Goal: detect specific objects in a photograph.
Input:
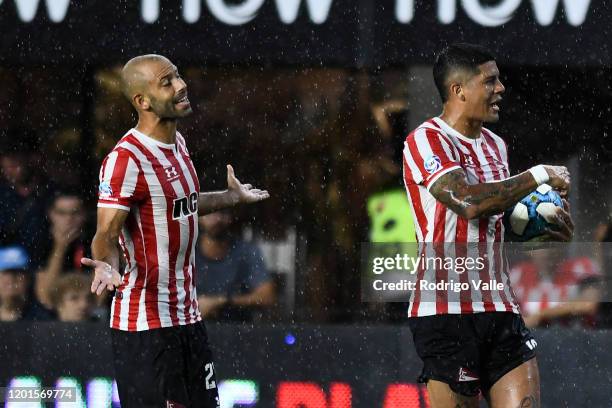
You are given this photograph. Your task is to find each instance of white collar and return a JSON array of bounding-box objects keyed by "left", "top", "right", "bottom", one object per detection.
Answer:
[{"left": 432, "top": 117, "right": 482, "bottom": 144}]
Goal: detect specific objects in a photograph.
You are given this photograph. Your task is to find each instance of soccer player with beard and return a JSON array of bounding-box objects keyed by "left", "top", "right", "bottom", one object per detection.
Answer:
[
  {"left": 402, "top": 44, "right": 573, "bottom": 407},
  {"left": 81, "top": 55, "right": 269, "bottom": 408}
]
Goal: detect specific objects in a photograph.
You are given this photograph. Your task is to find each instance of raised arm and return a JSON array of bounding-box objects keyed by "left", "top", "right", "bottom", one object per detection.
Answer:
[
  {"left": 81, "top": 207, "right": 128, "bottom": 295},
  {"left": 429, "top": 165, "right": 570, "bottom": 220},
  {"left": 198, "top": 164, "right": 269, "bottom": 215}
]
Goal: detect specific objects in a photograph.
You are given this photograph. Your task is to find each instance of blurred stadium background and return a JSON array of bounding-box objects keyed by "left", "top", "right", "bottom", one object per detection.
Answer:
[{"left": 1, "top": 1, "right": 611, "bottom": 407}]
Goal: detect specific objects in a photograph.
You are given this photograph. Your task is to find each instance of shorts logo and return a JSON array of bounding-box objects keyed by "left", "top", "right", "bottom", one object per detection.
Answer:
[
  {"left": 166, "top": 401, "right": 186, "bottom": 408},
  {"left": 458, "top": 367, "right": 479, "bottom": 382},
  {"left": 99, "top": 181, "right": 113, "bottom": 197},
  {"left": 526, "top": 339, "right": 538, "bottom": 350},
  {"left": 424, "top": 154, "right": 442, "bottom": 174}
]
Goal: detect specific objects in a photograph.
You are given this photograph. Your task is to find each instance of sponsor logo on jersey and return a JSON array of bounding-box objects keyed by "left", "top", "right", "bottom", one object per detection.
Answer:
[{"left": 172, "top": 192, "right": 198, "bottom": 220}]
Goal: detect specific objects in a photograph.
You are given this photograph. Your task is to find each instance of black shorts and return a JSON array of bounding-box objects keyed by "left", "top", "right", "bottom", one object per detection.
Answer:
[
  {"left": 111, "top": 321, "right": 220, "bottom": 408},
  {"left": 408, "top": 312, "right": 537, "bottom": 397}
]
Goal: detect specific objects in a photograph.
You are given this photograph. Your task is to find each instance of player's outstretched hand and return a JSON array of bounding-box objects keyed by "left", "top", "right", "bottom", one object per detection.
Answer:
[
  {"left": 545, "top": 199, "right": 574, "bottom": 242},
  {"left": 81, "top": 257, "right": 122, "bottom": 295},
  {"left": 543, "top": 165, "right": 570, "bottom": 197},
  {"left": 226, "top": 164, "right": 270, "bottom": 204}
]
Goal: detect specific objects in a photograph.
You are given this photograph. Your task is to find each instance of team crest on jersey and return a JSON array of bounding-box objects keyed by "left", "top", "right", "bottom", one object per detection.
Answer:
[
  {"left": 99, "top": 181, "right": 113, "bottom": 197},
  {"left": 424, "top": 154, "right": 442, "bottom": 174}
]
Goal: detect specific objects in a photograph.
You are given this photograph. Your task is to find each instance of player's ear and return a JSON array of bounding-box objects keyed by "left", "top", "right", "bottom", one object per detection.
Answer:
[
  {"left": 133, "top": 94, "right": 150, "bottom": 110},
  {"left": 450, "top": 82, "right": 464, "bottom": 102}
]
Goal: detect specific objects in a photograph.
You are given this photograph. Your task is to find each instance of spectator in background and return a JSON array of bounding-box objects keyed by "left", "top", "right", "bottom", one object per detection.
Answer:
[
  {"left": 0, "top": 149, "right": 51, "bottom": 250},
  {"left": 196, "top": 210, "right": 275, "bottom": 321},
  {"left": 35, "top": 191, "right": 89, "bottom": 309},
  {"left": 49, "top": 273, "right": 95, "bottom": 322},
  {"left": 510, "top": 247, "right": 602, "bottom": 328},
  {"left": 594, "top": 219, "right": 612, "bottom": 326},
  {"left": 0, "top": 246, "right": 54, "bottom": 322}
]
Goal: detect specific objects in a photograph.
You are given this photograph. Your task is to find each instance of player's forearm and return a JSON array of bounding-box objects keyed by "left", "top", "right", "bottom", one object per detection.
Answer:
[
  {"left": 197, "top": 191, "right": 238, "bottom": 215},
  {"left": 431, "top": 171, "right": 537, "bottom": 219},
  {"left": 91, "top": 231, "right": 121, "bottom": 272}
]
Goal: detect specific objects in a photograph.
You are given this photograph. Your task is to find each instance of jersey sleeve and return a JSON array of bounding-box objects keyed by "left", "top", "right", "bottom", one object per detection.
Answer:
[
  {"left": 403, "top": 127, "right": 461, "bottom": 190},
  {"left": 97, "top": 148, "right": 144, "bottom": 211}
]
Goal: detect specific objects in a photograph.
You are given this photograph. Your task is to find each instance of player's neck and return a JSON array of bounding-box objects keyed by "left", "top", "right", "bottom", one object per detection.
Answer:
[
  {"left": 135, "top": 117, "right": 177, "bottom": 145},
  {"left": 439, "top": 110, "right": 482, "bottom": 139}
]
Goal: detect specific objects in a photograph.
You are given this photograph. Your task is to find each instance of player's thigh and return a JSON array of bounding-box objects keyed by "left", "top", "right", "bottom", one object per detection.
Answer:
[
  {"left": 186, "top": 321, "right": 220, "bottom": 408},
  {"left": 486, "top": 358, "right": 540, "bottom": 408},
  {"left": 427, "top": 380, "right": 480, "bottom": 408},
  {"left": 152, "top": 326, "right": 192, "bottom": 407},
  {"left": 111, "top": 329, "right": 160, "bottom": 408}
]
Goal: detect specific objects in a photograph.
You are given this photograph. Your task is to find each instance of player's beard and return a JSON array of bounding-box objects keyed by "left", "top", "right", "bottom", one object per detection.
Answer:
[{"left": 149, "top": 96, "right": 192, "bottom": 120}]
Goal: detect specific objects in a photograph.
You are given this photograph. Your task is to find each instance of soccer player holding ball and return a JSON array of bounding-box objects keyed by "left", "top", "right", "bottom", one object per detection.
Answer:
[
  {"left": 81, "top": 55, "right": 269, "bottom": 408},
  {"left": 402, "top": 44, "right": 573, "bottom": 407}
]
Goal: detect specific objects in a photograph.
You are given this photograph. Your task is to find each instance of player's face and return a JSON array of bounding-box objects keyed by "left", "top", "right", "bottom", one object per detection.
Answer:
[
  {"left": 462, "top": 61, "right": 505, "bottom": 123},
  {"left": 146, "top": 60, "right": 192, "bottom": 119}
]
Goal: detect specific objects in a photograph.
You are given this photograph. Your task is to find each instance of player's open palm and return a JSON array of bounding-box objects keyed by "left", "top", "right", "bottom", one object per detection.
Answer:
[
  {"left": 226, "top": 164, "right": 270, "bottom": 204},
  {"left": 81, "top": 257, "right": 122, "bottom": 295}
]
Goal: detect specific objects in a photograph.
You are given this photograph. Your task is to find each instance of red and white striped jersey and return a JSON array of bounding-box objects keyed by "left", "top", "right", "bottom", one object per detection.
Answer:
[
  {"left": 98, "top": 128, "right": 201, "bottom": 331},
  {"left": 402, "top": 117, "right": 519, "bottom": 316},
  {"left": 510, "top": 257, "right": 601, "bottom": 323}
]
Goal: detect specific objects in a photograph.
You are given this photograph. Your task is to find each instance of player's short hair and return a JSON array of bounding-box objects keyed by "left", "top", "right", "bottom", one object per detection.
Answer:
[{"left": 433, "top": 43, "right": 495, "bottom": 103}]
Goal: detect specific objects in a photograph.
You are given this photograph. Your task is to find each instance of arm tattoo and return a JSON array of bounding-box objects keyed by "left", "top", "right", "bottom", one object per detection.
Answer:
[
  {"left": 518, "top": 395, "right": 538, "bottom": 408},
  {"left": 429, "top": 169, "right": 538, "bottom": 219}
]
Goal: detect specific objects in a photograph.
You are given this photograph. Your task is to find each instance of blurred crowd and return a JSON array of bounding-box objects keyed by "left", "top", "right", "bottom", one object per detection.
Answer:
[{"left": 0, "top": 66, "right": 611, "bottom": 327}]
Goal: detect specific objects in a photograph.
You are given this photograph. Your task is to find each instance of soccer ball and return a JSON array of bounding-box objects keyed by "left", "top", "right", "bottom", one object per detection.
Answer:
[{"left": 504, "top": 184, "right": 563, "bottom": 241}]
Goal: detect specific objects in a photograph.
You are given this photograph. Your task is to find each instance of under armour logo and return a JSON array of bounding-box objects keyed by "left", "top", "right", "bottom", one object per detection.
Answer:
[
  {"left": 464, "top": 156, "right": 475, "bottom": 166},
  {"left": 164, "top": 166, "right": 179, "bottom": 179}
]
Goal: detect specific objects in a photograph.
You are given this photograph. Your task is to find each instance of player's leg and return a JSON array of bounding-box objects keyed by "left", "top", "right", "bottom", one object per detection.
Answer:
[
  {"left": 409, "top": 315, "right": 483, "bottom": 408},
  {"left": 110, "top": 328, "right": 162, "bottom": 408},
  {"left": 485, "top": 358, "right": 540, "bottom": 408},
  {"left": 151, "top": 326, "right": 192, "bottom": 407},
  {"left": 427, "top": 380, "right": 479, "bottom": 408},
  {"left": 482, "top": 313, "right": 539, "bottom": 408},
  {"left": 185, "top": 321, "right": 220, "bottom": 408}
]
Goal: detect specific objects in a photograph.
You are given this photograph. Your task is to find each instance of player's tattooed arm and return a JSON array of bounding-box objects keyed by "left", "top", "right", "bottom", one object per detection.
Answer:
[{"left": 429, "top": 169, "right": 539, "bottom": 219}]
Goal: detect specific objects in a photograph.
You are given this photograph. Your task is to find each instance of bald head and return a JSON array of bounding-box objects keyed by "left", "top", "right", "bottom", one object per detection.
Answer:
[{"left": 120, "top": 54, "right": 171, "bottom": 105}]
